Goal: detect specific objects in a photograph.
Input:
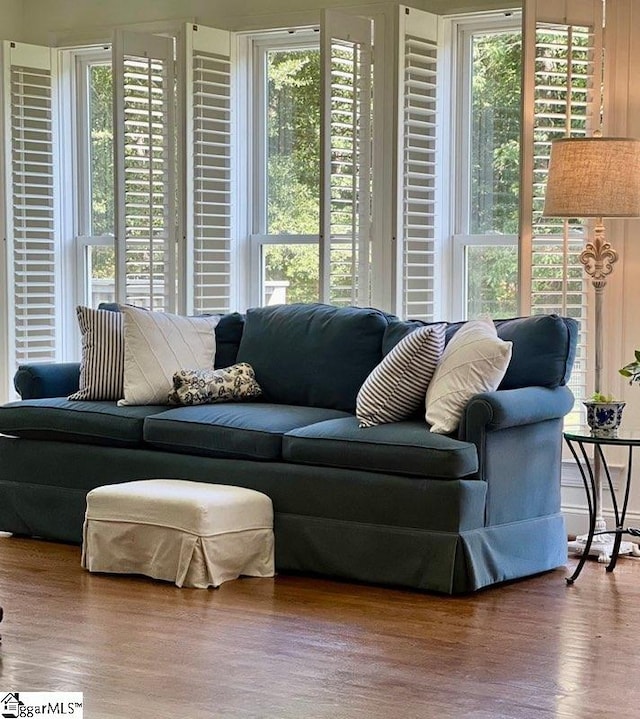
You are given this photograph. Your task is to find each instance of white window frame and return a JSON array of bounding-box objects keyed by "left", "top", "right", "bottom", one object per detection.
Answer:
[
  {"left": 243, "top": 29, "right": 321, "bottom": 309},
  {"left": 447, "top": 10, "right": 521, "bottom": 321}
]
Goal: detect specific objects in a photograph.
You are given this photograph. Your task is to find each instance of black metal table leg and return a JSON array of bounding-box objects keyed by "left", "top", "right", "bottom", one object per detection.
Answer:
[
  {"left": 607, "top": 444, "right": 634, "bottom": 572},
  {"left": 566, "top": 437, "right": 597, "bottom": 584}
]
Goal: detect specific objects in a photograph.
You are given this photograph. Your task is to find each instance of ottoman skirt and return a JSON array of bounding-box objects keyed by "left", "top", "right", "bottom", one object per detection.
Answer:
[{"left": 81, "top": 479, "right": 275, "bottom": 588}]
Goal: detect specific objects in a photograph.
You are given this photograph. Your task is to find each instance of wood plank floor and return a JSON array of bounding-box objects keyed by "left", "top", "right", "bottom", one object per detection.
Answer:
[{"left": 1, "top": 535, "right": 640, "bottom": 719}]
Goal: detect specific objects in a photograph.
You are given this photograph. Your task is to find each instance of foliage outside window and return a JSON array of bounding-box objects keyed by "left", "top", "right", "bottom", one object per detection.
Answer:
[
  {"left": 263, "top": 48, "right": 321, "bottom": 304},
  {"left": 470, "top": 32, "right": 521, "bottom": 236},
  {"left": 89, "top": 65, "right": 114, "bottom": 238},
  {"left": 463, "top": 29, "right": 522, "bottom": 320},
  {"left": 85, "top": 63, "right": 116, "bottom": 306}
]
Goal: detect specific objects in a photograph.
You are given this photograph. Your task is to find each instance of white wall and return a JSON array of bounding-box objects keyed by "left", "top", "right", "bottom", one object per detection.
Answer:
[
  {"left": 21, "top": 0, "right": 381, "bottom": 42},
  {"left": 20, "top": 0, "right": 517, "bottom": 43},
  {"left": 605, "top": 0, "right": 640, "bottom": 421},
  {"left": 0, "top": 0, "right": 24, "bottom": 41},
  {"left": 595, "top": 0, "right": 640, "bottom": 537}
]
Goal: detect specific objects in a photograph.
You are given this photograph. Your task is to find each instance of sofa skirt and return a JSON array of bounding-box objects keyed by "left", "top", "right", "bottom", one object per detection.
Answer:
[{"left": 0, "top": 438, "right": 567, "bottom": 594}]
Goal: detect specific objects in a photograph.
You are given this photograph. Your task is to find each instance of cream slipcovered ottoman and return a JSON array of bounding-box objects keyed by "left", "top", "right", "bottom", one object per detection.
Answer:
[{"left": 81, "top": 479, "right": 275, "bottom": 588}]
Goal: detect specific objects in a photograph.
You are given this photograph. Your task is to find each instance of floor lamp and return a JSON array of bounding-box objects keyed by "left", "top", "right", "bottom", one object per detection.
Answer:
[{"left": 544, "top": 136, "right": 640, "bottom": 561}]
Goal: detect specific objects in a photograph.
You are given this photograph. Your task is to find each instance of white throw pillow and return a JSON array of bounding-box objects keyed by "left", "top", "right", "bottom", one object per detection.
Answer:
[
  {"left": 356, "top": 324, "right": 446, "bottom": 427},
  {"left": 68, "top": 306, "right": 124, "bottom": 401},
  {"left": 118, "top": 305, "right": 219, "bottom": 406},
  {"left": 425, "top": 320, "right": 512, "bottom": 434}
]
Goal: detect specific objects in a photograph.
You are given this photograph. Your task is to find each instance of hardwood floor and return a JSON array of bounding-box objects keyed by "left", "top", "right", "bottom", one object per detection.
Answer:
[{"left": 1, "top": 535, "right": 639, "bottom": 719}]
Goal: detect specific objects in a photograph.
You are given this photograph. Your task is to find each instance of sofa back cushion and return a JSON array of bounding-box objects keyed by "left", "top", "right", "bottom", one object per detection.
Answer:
[
  {"left": 236, "top": 303, "right": 389, "bottom": 411},
  {"left": 383, "top": 314, "right": 578, "bottom": 390},
  {"left": 493, "top": 314, "right": 577, "bottom": 389},
  {"left": 213, "top": 312, "right": 245, "bottom": 368}
]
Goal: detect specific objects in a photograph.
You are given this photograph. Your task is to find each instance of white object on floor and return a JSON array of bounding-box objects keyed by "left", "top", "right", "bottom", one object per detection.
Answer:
[{"left": 81, "top": 479, "right": 275, "bottom": 588}]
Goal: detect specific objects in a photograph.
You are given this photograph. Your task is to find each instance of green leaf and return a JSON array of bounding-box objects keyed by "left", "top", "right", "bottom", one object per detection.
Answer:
[{"left": 589, "top": 392, "right": 616, "bottom": 402}]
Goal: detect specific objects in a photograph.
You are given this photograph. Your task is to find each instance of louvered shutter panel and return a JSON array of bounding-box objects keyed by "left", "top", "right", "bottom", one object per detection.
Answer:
[
  {"left": 113, "top": 31, "right": 176, "bottom": 311},
  {"left": 184, "top": 24, "right": 233, "bottom": 315},
  {"left": 397, "top": 7, "right": 439, "bottom": 321},
  {"left": 521, "top": 0, "right": 603, "bottom": 401},
  {"left": 320, "top": 10, "right": 373, "bottom": 306},
  {"left": 3, "top": 41, "right": 59, "bottom": 385}
]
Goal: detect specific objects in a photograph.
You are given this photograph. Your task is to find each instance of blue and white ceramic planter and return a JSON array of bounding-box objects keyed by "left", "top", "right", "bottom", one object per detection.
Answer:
[{"left": 583, "top": 400, "right": 626, "bottom": 437}]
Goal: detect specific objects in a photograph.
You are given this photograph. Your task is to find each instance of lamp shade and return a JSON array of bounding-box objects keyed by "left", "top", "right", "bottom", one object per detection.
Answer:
[{"left": 543, "top": 137, "right": 640, "bottom": 218}]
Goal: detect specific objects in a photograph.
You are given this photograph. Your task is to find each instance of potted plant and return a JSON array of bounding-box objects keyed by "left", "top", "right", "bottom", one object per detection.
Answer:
[
  {"left": 583, "top": 392, "right": 626, "bottom": 436},
  {"left": 619, "top": 351, "right": 640, "bottom": 385}
]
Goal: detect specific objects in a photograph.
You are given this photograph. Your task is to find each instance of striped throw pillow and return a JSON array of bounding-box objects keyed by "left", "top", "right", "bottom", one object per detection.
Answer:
[
  {"left": 356, "top": 323, "right": 446, "bottom": 427},
  {"left": 68, "top": 306, "right": 124, "bottom": 401}
]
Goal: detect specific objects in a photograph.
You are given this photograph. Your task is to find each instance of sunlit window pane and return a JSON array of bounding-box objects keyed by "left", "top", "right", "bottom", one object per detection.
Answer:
[
  {"left": 266, "top": 49, "right": 320, "bottom": 235},
  {"left": 466, "top": 245, "right": 518, "bottom": 319},
  {"left": 262, "top": 244, "right": 319, "bottom": 305},
  {"left": 88, "top": 245, "right": 116, "bottom": 307},
  {"left": 470, "top": 32, "right": 521, "bottom": 235},
  {"left": 89, "top": 64, "right": 114, "bottom": 236}
]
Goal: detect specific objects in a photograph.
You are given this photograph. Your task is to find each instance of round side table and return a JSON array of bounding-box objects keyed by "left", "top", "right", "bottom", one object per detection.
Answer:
[{"left": 564, "top": 426, "right": 640, "bottom": 583}]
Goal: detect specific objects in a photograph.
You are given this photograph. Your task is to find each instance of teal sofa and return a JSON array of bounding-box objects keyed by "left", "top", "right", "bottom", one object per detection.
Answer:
[{"left": 0, "top": 303, "right": 577, "bottom": 594}]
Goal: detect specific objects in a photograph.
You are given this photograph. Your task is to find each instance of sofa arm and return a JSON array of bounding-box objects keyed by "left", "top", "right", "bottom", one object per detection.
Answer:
[
  {"left": 461, "top": 386, "right": 575, "bottom": 439},
  {"left": 14, "top": 363, "right": 81, "bottom": 399},
  {"left": 459, "top": 386, "right": 575, "bottom": 527}
]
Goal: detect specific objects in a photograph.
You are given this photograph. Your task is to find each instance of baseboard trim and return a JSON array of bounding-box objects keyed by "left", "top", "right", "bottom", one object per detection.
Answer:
[
  {"left": 562, "top": 504, "right": 640, "bottom": 540},
  {"left": 561, "top": 458, "right": 624, "bottom": 490}
]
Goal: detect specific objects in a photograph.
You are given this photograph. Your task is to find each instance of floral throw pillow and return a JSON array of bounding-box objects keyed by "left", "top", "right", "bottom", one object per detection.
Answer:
[{"left": 168, "top": 363, "right": 262, "bottom": 406}]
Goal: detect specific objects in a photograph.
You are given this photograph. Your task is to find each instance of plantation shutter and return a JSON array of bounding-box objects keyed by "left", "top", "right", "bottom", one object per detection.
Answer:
[
  {"left": 113, "top": 31, "right": 176, "bottom": 311},
  {"left": 397, "top": 7, "right": 439, "bottom": 321},
  {"left": 183, "top": 24, "right": 233, "bottom": 315},
  {"left": 2, "top": 41, "right": 59, "bottom": 388},
  {"left": 520, "top": 0, "right": 604, "bottom": 401},
  {"left": 320, "top": 9, "right": 373, "bottom": 306}
]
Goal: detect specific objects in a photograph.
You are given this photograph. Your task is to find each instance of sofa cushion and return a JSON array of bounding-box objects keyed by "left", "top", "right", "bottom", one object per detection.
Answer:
[
  {"left": 97, "top": 304, "right": 245, "bottom": 371},
  {"left": 494, "top": 314, "right": 577, "bottom": 389},
  {"left": 69, "top": 305, "right": 124, "bottom": 401},
  {"left": 119, "top": 305, "right": 219, "bottom": 406},
  {"left": 236, "top": 303, "right": 389, "bottom": 412},
  {"left": 283, "top": 417, "right": 478, "bottom": 479},
  {"left": 384, "top": 314, "right": 578, "bottom": 390},
  {"left": 214, "top": 312, "right": 245, "bottom": 368},
  {"left": 356, "top": 323, "right": 446, "bottom": 427},
  {"left": 382, "top": 319, "right": 426, "bottom": 356},
  {"left": 168, "top": 363, "right": 262, "bottom": 406},
  {"left": 144, "top": 403, "right": 351, "bottom": 460},
  {"left": 0, "top": 399, "right": 166, "bottom": 446},
  {"left": 426, "top": 320, "right": 512, "bottom": 434}
]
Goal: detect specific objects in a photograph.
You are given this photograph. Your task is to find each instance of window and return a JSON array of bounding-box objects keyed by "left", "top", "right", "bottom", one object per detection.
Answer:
[
  {"left": 520, "top": 0, "right": 604, "bottom": 414},
  {"left": 73, "top": 49, "right": 115, "bottom": 309},
  {"left": 249, "top": 34, "right": 321, "bottom": 307},
  {"left": 0, "top": 13, "right": 550, "bottom": 392},
  {"left": 451, "top": 15, "right": 521, "bottom": 320},
  {"left": 68, "top": 25, "right": 233, "bottom": 320}
]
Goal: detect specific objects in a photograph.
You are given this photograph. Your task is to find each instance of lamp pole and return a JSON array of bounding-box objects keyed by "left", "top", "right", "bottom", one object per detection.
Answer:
[
  {"left": 574, "top": 220, "right": 638, "bottom": 560},
  {"left": 581, "top": 219, "right": 616, "bottom": 544}
]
